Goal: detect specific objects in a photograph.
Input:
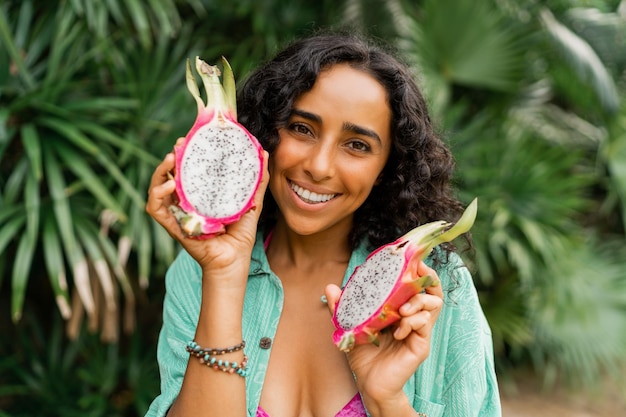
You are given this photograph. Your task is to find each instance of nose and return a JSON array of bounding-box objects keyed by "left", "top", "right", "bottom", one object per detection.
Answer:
[{"left": 303, "top": 141, "right": 335, "bottom": 182}]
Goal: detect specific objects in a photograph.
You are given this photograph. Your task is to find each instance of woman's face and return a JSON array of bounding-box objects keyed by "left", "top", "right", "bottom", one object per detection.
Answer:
[{"left": 269, "top": 63, "right": 392, "bottom": 237}]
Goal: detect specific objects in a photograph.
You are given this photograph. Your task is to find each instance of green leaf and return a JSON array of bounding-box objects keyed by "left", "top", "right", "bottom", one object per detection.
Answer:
[
  {"left": 125, "top": 0, "right": 151, "bottom": 49},
  {"left": 540, "top": 8, "right": 620, "bottom": 113},
  {"left": 23, "top": 163, "right": 40, "bottom": 242},
  {"left": 13, "top": 0, "right": 34, "bottom": 50},
  {"left": 105, "top": 0, "right": 125, "bottom": 25},
  {"left": 42, "top": 214, "right": 71, "bottom": 319},
  {"left": 11, "top": 171, "right": 39, "bottom": 322},
  {"left": 0, "top": 215, "right": 27, "bottom": 263},
  {"left": 39, "top": 116, "right": 147, "bottom": 208},
  {"left": 38, "top": 116, "right": 100, "bottom": 154},
  {"left": 44, "top": 144, "right": 95, "bottom": 315},
  {"left": 146, "top": 0, "right": 179, "bottom": 37},
  {"left": 414, "top": 0, "right": 526, "bottom": 92},
  {"left": 20, "top": 124, "right": 43, "bottom": 181},
  {"left": 2, "top": 159, "right": 28, "bottom": 206},
  {"left": 73, "top": 120, "right": 160, "bottom": 165},
  {"left": 44, "top": 5, "right": 87, "bottom": 87},
  {"left": 62, "top": 97, "right": 137, "bottom": 112},
  {"left": 11, "top": 232, "right": 36, "bottom": 323},
  {"left": 54, "top": 143, "right": 127, "bottom": 222},
  {"left": 605, "top": 112, "right": 626, "bottom": 227},
  {"left": 0, "top": 3, "right": 35, "bottom": 88},
  {"left": 0, "top": 204, "right": 23, "bottom": 225},
  {"left": 0, "top": 108, "right": 11, "bottom": 154}
]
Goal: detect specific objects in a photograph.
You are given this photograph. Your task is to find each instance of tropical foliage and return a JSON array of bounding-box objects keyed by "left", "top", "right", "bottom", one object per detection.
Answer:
[{"left": 1, "top": 0, "right": 625, "bottom": 414}]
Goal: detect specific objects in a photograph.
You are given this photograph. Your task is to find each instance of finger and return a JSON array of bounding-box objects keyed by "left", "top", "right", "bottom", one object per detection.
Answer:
[
  {"left": 252, "top": 151, "right": 271, "bottom": 213},
  {"left": 146, "top": 178, "right": 177, "bottom": 222},
  {"left": 324, "top": 284, "right": 342, "bottom": 316},
  {"left": 148, "top": 152, "right": 176, "bottom": 190},
  {"left": 416, "top": 262, "right": 444, "bottom": 300},
  {"left": 399, "top": 293, "right": 443, "bottom": 316},
  {"left": 146, "top": 152, "right": 177, "bottom": 220},
  {"left": 393, "top": 310, "right": 432, "bottom": 340}
]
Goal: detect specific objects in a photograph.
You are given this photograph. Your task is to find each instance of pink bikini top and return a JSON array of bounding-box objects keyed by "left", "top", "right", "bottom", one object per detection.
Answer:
[{"left": 256, "top": 393, "right": 367, "bottom": 417}]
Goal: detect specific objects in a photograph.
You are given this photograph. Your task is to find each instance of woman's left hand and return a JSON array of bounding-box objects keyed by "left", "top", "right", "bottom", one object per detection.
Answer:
[{"left": 324, "top": 261, "right": 444, "bottom": 414}]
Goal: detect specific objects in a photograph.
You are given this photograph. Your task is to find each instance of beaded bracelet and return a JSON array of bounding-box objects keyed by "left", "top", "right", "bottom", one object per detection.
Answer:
[
  {"left": 186, "top": 340, "right": 246, "bottom": 355},
  {"left": 186, "top": 340, "right": 249, "bottom": 377}
]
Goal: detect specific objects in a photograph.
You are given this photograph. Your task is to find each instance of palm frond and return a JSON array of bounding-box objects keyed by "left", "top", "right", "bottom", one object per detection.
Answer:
[
  {"left": 414, "top": 0, "right": 527, "bottom": 92},
  {"left": 603, "top": 105, "right": 626, "bottom": 230},
  {"left": 540, "top": 8, "right": 620, "bottom": 112},
  {"left": 563, "top": 7, "right": 626, "bottom": 76},
  {"left": 528, "top": 240, "right": 626, "bottom": 387}
]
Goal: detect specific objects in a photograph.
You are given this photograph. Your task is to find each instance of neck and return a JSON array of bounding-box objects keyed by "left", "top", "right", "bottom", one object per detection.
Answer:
[{"left": 265, "top": 218, "right": 352, "bottom": 275}]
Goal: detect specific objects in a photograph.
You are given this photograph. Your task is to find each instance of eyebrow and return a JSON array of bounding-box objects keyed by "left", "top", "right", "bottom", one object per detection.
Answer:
[{"left": 291, "top": 108, "right": 382, "bottom": 144}]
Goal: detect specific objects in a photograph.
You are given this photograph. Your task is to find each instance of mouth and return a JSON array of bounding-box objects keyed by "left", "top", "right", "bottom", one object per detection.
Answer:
[{"left": 289, "top": 181, "right": 338, "bottom": 204}]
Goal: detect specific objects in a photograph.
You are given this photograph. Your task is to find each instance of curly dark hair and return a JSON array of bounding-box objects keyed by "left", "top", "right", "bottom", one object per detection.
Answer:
[{"left": 237, "top": 31, "right": 468, "bottom": 253}]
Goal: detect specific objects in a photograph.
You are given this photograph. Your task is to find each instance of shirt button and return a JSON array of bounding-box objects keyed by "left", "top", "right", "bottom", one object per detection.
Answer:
[{"left": 259, "top": 337, "right": 272, "bottom": 349}]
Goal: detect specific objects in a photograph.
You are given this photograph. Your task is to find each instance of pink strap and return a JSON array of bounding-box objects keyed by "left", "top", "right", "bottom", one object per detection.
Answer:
[
  {"left": 256, "top": 393, "right": 366, "bottom": 417},
  {"left": 263, "top": 230, "right": 273, "bottom": 251},
  {"left": 256, "top": 407, "right": 270, "bottom": 417}
]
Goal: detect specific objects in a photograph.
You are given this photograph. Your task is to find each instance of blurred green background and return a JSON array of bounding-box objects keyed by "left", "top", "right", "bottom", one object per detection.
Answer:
[{"left": 1, "top": 0, "right": 625, "bottom": 415}]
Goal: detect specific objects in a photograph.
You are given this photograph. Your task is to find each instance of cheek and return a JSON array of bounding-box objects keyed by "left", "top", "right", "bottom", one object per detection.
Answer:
[
  {"left": 267, "top": 136, "right": 290, "bottom": 174},
  {"left": 344, "top": 158, "right": 387, "bottom": 189},
  {"left": 270, "top": 134, "right": 294, "bottom": 165},
  {"left": 345, "top": 170, "right": 383, "bottom": 201}
]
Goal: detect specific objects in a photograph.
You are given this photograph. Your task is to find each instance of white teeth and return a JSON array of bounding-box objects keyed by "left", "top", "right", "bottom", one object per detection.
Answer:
[{"left": 290, "top": 182, "right": 336, "bottom": 203}]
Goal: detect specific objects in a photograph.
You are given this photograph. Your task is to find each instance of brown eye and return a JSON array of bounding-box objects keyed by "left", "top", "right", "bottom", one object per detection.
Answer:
[
  {"left": 290, "top": 123, "right": 312, "bottom": 136},
  {"left": 347, "top": 140, "right": 371, "bottom": 153}
]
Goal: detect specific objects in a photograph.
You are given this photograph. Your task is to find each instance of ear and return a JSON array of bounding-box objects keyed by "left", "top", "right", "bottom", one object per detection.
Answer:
[{"left": 374, "top": 172, "right": 384, "bottom": 186}]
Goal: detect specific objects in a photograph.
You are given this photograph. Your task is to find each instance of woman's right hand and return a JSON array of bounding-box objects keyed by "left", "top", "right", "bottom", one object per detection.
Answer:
[{"left": 146, "top": 140, "right": 270, "bottom": 279}]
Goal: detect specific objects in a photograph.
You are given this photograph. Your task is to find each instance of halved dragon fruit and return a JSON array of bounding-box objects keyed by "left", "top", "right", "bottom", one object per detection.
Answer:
[
  {"left": 168, "top": 56, "right": 264, "bottom": 239},
  {"left": 332, "top": 198, "right": 477, "bottom": 352}
]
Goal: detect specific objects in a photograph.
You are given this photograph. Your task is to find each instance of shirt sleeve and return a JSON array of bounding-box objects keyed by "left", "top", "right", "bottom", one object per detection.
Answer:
[
  {"left": 439, "top": 256, "right": 501, "bottom": 417},
  {"left": 145, "top": 251, "right": 203, "bottom": 417},
  {"left": 413, "top": 253, "right": 502, "bottom": 417}
]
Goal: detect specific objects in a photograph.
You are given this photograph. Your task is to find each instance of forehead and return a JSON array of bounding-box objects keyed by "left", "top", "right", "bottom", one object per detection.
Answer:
[
  {"left": 312, "top": 64, "right": 388, "bottom": 105},
  {"left": 294, "top": 64, "right": 392, "bottom": 137}
]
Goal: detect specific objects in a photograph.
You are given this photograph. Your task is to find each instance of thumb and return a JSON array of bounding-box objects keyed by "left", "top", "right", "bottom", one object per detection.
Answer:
[
  {"left": 324, "top": 284, "right": 342, "bottom": 316},
  {"left": 417, "top": 261, "right": 444, "bottom": 299},
  {"left": 254, "top": 151, "right": 271, "bottom": 210}
]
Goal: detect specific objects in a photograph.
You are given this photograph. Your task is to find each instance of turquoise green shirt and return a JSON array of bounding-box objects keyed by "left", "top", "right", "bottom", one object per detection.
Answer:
[{"left": 146, "top": 232, "right": 501, "bottom": 417}]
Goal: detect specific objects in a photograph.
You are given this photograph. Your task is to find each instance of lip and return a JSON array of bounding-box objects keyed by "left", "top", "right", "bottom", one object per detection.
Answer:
[{"left": 288, "top": 180, "right": 339, "bottom": 206}]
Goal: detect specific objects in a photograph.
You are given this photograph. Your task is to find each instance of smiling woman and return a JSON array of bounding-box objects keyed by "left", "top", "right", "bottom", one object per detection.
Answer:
[
  {"left": 269, "top": 64, "right": 391, "bottom": 237},
  {"left": 145, "top": 31, "right": 501, "bottom": 417}
]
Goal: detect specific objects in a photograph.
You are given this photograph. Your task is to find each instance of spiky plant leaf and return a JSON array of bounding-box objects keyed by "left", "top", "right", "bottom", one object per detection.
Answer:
[
  {"left": 414, "top": 0, "right": 526, "bottom": 92},
  {"left": 54, "top": 142, "right": 126, "bottom": 221},
  {"left": 562, "top": 7, "right": 626, "bottom": 77},
  {"left": 43, "top": 143, "right": 95, "bottom": 319},
  {"left": 528, "top": 241, "right": 626, "bottom": 387},
  {"left": 10, "top": 168, "right": 39, "bottom": 321},
  {"left": 42, "top": 214, "right": 71, "bottom": 319},
  {"left": 603, "top": 106, "right": 626, "bottom": 230},
  {"left": 540, "top": 7, "right": 620, "bottom": 112},
  {"left": 20, "top": 124, "right": 42, "bottom": 180},
  {"left": 0, "top": 4, "right": 35, "bottom": 88}
]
